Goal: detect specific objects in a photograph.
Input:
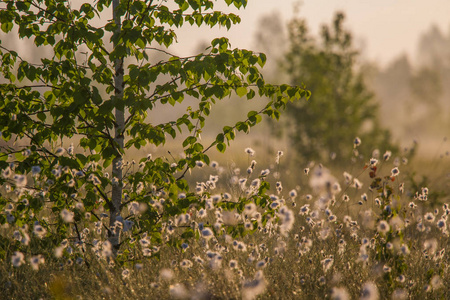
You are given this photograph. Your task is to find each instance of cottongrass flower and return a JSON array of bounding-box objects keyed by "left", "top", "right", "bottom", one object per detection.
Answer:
[
  {"left": 160, "top": 268, "right": 174, "bottom": 281},
  {"left": 400, "top": 244, "right": 410, "bottom": 255},
  {"left": 331, "top": 287, "right": 350, "bottom": 300},
  {"left": 321, "top": 257, "right": 334, "bottom": 273},
  {"left": 169, "top": 283, "right": 189, "bottom": 299},
  {"left": 33, "top": 224, "right": 47, "bottom": 239},
  {"left": 102, "top": 240, "right": 113, "bottom": 257},
  {"left": 352, "top": 178, "right": 363, "bottom": 189},
  {"left": 245, "top": 147, "right": 255, "bottom": 156},
  {"left": 242, "top": 270, "right": 266, "bottom": 300},
  {"left": 377, "top": 220, "right": 390, "bottom": 234},
  {"left": 279, "top": 206, "right": 295, "bottom": 236},
  {"left": 29, "top": 255, "right": 45, "bottom": 271},
  {"left": 31, "top": 166, "right": 41, "bottom": 176},
  {"left": 2, "top": 167, "right": 12, "bottom": 178},
  {"left": 55, "top": 147, "right": 65, "bottom": 156},
  {"left": 121, "top": 269, "right": 130, "bottom": 279},
  {"left": 391, "top": 289, "right": 408, "bottom": 300},
  {"left": 201, "top": 228, "right": 214, "bottom": 240},
  {"left": 275, "top": 150, "right": 283, "bottom": 164},
  {"left": 309, "top": 166, "right": 337, "bottom": 193},
  {"left": 360, "top": 282, "right": 379, "bottom": 300},
  {"left": 60, "top": 209, "right": 74, "bottom": 223},
  {"left": 14, "top": 174, "right": 27, "bottom": 187},
  {"left": 229, "top": 260, "right": 238, "bottom": 269},
  {"left": 430, "top": 275, "right": 442, "bottom": 289},
  {"left": 180, "top": 259, "right": 193, "bottom": 269},
  {"left": 11, "top": 251, "right": 25, "bottom": 267},
  {"left": 260, "top": 169, "right": 270, "bottom": 177},
  {"left": 343, "top": 172, "right": 352, "bottom": 184},
  {"left": 383, "top": 150, "right": 392, "bottom": 161},
  {"left": 289, "top": 189, "right": 297, "bottom": 198},
  {"left": 255, "top": 260, "right": 267, "bottom": 269},
  {"left": 424, "top": 212, "right": 435, "bottom": 222},
  {"left": 391, "top": 167, "right": 400, "bottom": 177}
]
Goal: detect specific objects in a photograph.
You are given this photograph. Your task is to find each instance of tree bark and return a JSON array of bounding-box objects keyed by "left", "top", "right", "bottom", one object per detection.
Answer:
[{"left": 109, "top": 0, "right": 124, "bottom": 254}]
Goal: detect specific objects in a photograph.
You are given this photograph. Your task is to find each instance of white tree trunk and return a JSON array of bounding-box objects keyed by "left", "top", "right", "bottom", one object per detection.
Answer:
[{"left": 109, "top": 0, "right": 124, "bottom": 254}]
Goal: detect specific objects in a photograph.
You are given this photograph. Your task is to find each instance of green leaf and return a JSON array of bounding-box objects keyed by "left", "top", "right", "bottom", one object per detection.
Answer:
[{"left": 236, "top": 86, "right": 247, "bottom": 97}]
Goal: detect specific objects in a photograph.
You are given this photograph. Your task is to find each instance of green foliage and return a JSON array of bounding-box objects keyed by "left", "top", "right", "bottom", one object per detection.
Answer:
[
  {"left": 0, "top": 0, "right": 306, "bottom": 259},
  {"left": 283, "top": 12, "right": 395, "bottom": 164}
]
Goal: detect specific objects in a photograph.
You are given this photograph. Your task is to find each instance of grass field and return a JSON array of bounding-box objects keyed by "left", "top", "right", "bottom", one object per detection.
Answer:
[{"left": 1, "top": 138, "right": 449, "bottom": 300}]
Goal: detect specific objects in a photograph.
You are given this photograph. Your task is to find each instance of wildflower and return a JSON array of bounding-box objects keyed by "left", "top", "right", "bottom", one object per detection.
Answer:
[
  {"left": 197, "top": 208, "right": 207, "bottom": 218},
  {"left": 400, "top": 244, "right": 410, "bottom": 255},
  {"left": 55, "top": 147, "right": 65, "bottom": 156},
  {"left": 321, "top": 257, "right": 334, "bottom": 272},
  {"left": 436, "top": 218, "right": 447, "bottom": 231},
  {"left": 374, "top": 198, "right": 381, "bottom": 206},
  {"left": 60, "top": 209, "right": 74, "bottom": 223},
  {"left": 33, "top": 224, "right": 47, "bottom": 239},
  {"left": 250, "top": 178, "right": 261, "bottom": 189},
  {"left": 195, "top": 160, "right": 205, "bottom": 167},
  {"left": 245, "top": 148, "right": 255, "bottom": 156},
  {"left": 229, "top": 260, "right": 238, "bottom": 269},
  {"left": 11, "top": 252, "right": 25, "bottom": 267},
  {"left": 377, "top": 220, "right": 390, "bottom": 235},
  {"left": 14, "top": 174, "right": 27, "bottom": 187},
  {"left": 354, "top": 137, "right": 361, "bottom": 148},
  {"left": 31, "top": 166, "right": 41, "bottom": 175},
  {"left": 260, "top": 169, "right": 270, "bottom": 177},
  {"left": 391, "top": 289, "right": 407, "bottom": 300},
  {"left": 343, "top": 172, "right": 353, "bottom": 184},
  {"left": 369, "top": 158, "right": 378, "bottom": 167},
  {"left": 242, "top": 271, "right": 266, "bottom": 300},
  {"left": 122, "top": 269, "right": 130, "bottom": 279},
  {"left": 391, "top": 167, "right": 400, "bottom": 177},
  {"left": 424, "top": 212, "right": 435, "bottom": 223},
  {"left": 352, "top": 178, "right": 363, "bottom": 189},
  {"left": 304, "top": 168, "right": 310, "bottom": 175},
  {"left": 139, "top": 237, "right": 150, "bottom": 247},
  {"left": 256, "top": 260, "right": 266, "bottom": 269},
  {"left": 170, "top": 283, "right": 189, "bottom": 299},
  {"left": 318, "top": 276, "right": 326, "bottom": 285},
  {"left": 275, "top": 150, "right": 283, "bottom": 164},
  {"left": 29, "top": 255, "right": 45, "bottom": 271},
  {"left": 289, "top": 189, "right": 297, "bottom": 198},
  {"left": 360, "top": 282, "right": 379, "bottom": 300},
  {"left": 68, "top": 143, "right": 74, "bottom": 155},
  {"left": 383, "top": 151, "right": 392, "bottom": 161},
  {"left": 309, "top": 166, "right": 337, "bottom": 193},
  {"left": 180, "top": 259, "right": 193, "bottom": 269},
  {"left": 279, "top": 206, "right": 295, "bottom": 236},
  {"left": 430, "top": 275, "right": 442, "bottom": 289},
  {"left": 201, "top": 228, "right": 214, "bottom": 240},
  {"left": 331, "top": 287, "right": 350, "bottom": 300}
]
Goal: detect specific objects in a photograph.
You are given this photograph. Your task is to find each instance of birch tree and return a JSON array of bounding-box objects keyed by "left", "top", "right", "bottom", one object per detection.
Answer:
[{"left": 0, "top": 0, "right": 308, "bottom": 259}]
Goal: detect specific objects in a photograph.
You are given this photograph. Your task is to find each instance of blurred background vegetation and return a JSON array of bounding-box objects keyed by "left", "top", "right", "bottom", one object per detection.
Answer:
[{"left": 1, "top": 6, "right": 449, "bottom": 173}]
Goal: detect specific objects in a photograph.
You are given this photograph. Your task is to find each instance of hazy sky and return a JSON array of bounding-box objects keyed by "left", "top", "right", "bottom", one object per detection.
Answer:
[{"left": 171, "top": 0, "right": 450, "bottom": 66}]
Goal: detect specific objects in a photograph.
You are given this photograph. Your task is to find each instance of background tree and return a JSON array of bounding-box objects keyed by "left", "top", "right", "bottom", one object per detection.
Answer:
[
  {"left": 282, "top": 12, "right": 394, "bottom": 164},
  {"left": 0, "top": 0, "right": 307, "bottom": 259}
]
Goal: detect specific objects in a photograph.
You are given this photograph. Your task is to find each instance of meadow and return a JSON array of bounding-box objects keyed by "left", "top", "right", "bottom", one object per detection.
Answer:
[{"left": 1, "top": 137, "right": 449, "bottom": 300}]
